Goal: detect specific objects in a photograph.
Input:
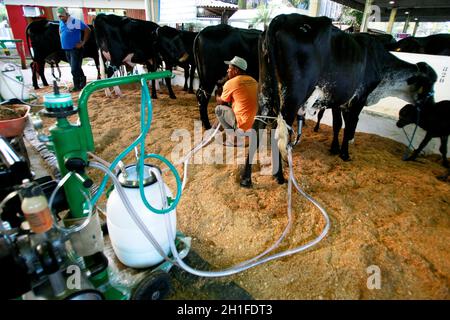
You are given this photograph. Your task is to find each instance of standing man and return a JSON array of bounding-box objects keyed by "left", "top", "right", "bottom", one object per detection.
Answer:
[
  {"left": 215, "top": 56, "right": 258, "bottom": 146},
  {"left": 57, "top": 7, "right": 90, "bottom": 92}
]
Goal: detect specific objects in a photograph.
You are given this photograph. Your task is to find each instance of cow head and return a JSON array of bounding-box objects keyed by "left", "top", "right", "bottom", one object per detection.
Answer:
[
  {"left": 396, "top": 104, "right": 417, "bottom": 128},
  {"left": 388, "top": 37, "right": 423, "bottom": 54},
  {"left": 155, "top": 26, "right": 189, "bottom": 66},
  {"left": 406, "top": 62, "right": 438, "bottom": 104}
]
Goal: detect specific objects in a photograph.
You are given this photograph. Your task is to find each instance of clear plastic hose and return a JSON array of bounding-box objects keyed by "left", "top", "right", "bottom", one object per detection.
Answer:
[{"left": 88, "top": 161, "right": 177, "bottom": 266}]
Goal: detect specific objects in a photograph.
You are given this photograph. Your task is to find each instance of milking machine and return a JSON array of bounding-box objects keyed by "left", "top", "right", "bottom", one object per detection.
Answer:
[
  {"left": 1, "top": 68, "right": 331, "bottom": 300},
  {"left": 1, "top": 71, "right": 186, "bottom": 300}
]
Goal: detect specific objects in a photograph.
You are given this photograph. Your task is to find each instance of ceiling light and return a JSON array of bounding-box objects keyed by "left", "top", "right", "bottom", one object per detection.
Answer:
[
  {"left": 389, "top": 1, "right": 395, "bottom": 4},
  {"left": 405, "top": 11, "right": 409, "bottom": 15}
]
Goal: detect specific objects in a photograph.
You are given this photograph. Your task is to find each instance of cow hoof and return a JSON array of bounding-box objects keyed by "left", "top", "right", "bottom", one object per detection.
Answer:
[
  {"left": 313, "top": 127, "right": 319, "bottom": 132},
  {"left": 188, "top": 90, "right": 194, "bottom": 94},
  {"left": 330, "top": 147, "right": 340, "bottom": 155},
  {"left": 339, "top": 154, "right": 351, "bottom": 161},
  {"left": 151, "top": 95, "right": 158, "bottom": 99},
  {"left": 169, "top": 94, "right": 176, "bottom": 99},
  {"left": 240, "top": 178, "right": 252, "bottom": 188},
  {"left": 443, "top": 161, "right": 449, "bottom": 168},
  {"left": 34, "top": 87, "right": 40, "bottom": 90},
  {"left": 274, "top": 175, "right": 286, "bottom": 185}
]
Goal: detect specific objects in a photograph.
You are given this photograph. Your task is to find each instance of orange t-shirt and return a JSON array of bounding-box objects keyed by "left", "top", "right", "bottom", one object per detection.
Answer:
[{"left": 221, "top": 75, "right": 258, "bottom": 131}]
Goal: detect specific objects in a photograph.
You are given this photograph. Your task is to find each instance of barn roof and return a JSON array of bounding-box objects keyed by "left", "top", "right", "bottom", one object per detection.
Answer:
[
  {"left": 196, "top": 0, "right": 238, "bottom": 9},
  {"left": 333, "top": 0, "right": 450, "bottom": 22}
]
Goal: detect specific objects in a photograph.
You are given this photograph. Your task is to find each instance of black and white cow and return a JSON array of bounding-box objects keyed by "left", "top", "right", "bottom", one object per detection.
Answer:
[
  {"left": 193, "top": 24, "right": 262, "bottom": 129},
  {"left": 386, "top": 34, "right": 450, "bottom": 56},
  {"left": 240, "top": 14, "right": 437, "bottom": 187},
  {"left": 26, "top": 19, "right": 100, "bottom": 89},
  {"left": 155, "top": 26, "right": 198, "bottom": 94},
  {"left": 93, "top": 13, "right": 176, "bottom": 99}
]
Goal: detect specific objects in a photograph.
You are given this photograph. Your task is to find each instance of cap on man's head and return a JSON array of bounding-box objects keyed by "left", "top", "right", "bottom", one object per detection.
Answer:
[
  {"left": 56, "top": 7, "right": 68, "bottom": 16},
  {"left": 224, "top": 56, "right": 247, "bottom": 71}
]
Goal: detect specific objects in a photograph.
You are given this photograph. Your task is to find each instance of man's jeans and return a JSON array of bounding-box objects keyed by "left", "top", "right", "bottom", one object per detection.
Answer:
[
  {"left": 215, "top": 105, "right": 236, "bottom": 130},
  {"left": 65, "top": 48, "right": 85, "bottom": 89}
]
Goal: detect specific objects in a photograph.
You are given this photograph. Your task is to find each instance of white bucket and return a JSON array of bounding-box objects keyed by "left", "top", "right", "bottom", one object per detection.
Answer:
[
  {"left": 0, "top": 61, "right": 30, "bottom": 101},
  {"left": 106, "top": 165, "right": 177, "bottom": 268}
]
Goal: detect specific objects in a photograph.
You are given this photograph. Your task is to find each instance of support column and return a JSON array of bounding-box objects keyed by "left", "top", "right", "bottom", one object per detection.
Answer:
[
  {"left": 144, "top": 0, "right": 151, "bottom": 21},
  {"left": 309, "top": 0, "right": 321, "bottom": 17},
  {"left": 402, "top": 13, "right": 411, "bottom": 33},
  {"left": 144, "top": 0, "right": 159, "bottom": 22},
  {"left": 360, "top": 0, "right": 374, "bottom": 32},
  {"left": 412, "top": 21, "right": 419, "bottom": 36},
  {"left": 386, "top": 7, "right": 397, "bottom": 34}
]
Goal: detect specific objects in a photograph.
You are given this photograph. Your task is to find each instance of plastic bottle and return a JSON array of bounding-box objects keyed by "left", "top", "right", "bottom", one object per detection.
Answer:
[{"left": 21, "top": 179, "right": 54, "bottom": 234}]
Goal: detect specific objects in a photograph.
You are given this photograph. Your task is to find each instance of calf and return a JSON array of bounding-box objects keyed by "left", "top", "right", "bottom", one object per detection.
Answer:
[
  {"left": 387, "top": 34, "right": 450, "bottom": 56},
  {"left": 396, "top": 101, "right": 450, "bottom": 168}
]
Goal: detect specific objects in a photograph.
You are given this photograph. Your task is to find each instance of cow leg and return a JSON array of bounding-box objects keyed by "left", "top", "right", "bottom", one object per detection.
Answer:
[
  {"left": 145, "top": 62, "right": 158, "bottom": 99},
  {"left": 31, "top": 62, "right": 39, "bottom": 89},
  {"left": 196, "top": 85, "right": 213, "bottom": 129},
  {"left": 330, "top": 106, "right": 343, "bottom": 154},
  {"left": 439, "top": 136, "right": 449, "bottom": 168},
  {"left": 406, "top": 132, "right": 433, "bottom": 162},
  {"left": 314, "top": 108, "right": 325, "bottom": 132},
  {"left": 340, "top": 103, "right": 363, "bottom": 161},
  {"left": 94, "top": 55, "right": 101, "bottom": 80},
  {"left": 39, "top": 62, "right": 49, "bottom": 87},
  {"left": 183, "top": 65, "right": 189, "bottom": 91},
  {"left": 165, "top": 64, "right": 176, "bottom": 99},
  {"left": 240, "top": 121, "right": 265, "bottom": 188},
  {"left": 188, "top": 65, "right": 196, "bottom": 94}
]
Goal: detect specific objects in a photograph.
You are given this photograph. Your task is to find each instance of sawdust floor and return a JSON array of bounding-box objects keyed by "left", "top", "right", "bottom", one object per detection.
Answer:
[{"left": 36, "top": 84, "right": 450, "bottom": 300}]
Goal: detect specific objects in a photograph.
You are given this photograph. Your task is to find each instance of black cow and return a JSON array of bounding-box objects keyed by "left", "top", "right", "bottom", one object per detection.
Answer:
[
  {"left": 313, "top": 33, "right": 397, "bottom": 132},
  {"left": 26, "top": 19, "right": 100, "bottom": 90},
  {"left": 240, "top": 14, "right": 437, "bottom": 187},
  {"left": 396, "top": 101, "right": 450, "bottom": 168},
  {"left": 93, "top": 14, "right": 175, "bottom": 99},
  {"left": 156, "top": 26, "right": 197, "bottom": 94},
  {"left": 386, "top": 34, "right": 450, "bottom": 56},
  {"left": 194, "top": 24, "right": 262, "bottom": 129}
]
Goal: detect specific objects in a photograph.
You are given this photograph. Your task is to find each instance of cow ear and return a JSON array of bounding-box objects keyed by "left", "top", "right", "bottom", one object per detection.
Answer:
[{"left": 417, "top": 86, "right": 423, "bottom": 94}]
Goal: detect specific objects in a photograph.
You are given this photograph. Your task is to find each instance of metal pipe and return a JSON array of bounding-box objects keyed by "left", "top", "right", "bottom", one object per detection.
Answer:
[
  {"left": 387, "top": 7, "right": 397, "bottom": 34},
  {"left": 360, "top": 0, "right": 374, "bottom": 33}
]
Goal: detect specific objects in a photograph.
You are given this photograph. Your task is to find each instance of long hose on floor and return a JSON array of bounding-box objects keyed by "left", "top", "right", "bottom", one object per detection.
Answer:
[{"left": 88, "top": 79, "right": 331, "bottom": 277}]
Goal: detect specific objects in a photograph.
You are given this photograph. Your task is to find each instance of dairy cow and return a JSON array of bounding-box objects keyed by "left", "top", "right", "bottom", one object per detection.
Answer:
[{"left": 240, "top": 14, "right": 437, "bottom": 187}]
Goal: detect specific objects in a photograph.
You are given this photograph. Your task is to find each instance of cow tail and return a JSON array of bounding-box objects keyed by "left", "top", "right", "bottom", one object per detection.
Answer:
[
  {"left": 263, "top": 17, "right": 289, "bottom": 160},
  {"left": 193, "top": 33, "right": 204, "bottom": 94},
  {"left": 25, "top": 23, "right": 34, "bottom": 60},
  {"left": 259, "top": 22, "right": 280, "bottom": 117}
]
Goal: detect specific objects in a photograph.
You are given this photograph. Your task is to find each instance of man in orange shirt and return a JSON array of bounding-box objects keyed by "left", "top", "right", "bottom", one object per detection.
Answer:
[{"left": 215, "top": 56, "right": 258, "bottom": 146}]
